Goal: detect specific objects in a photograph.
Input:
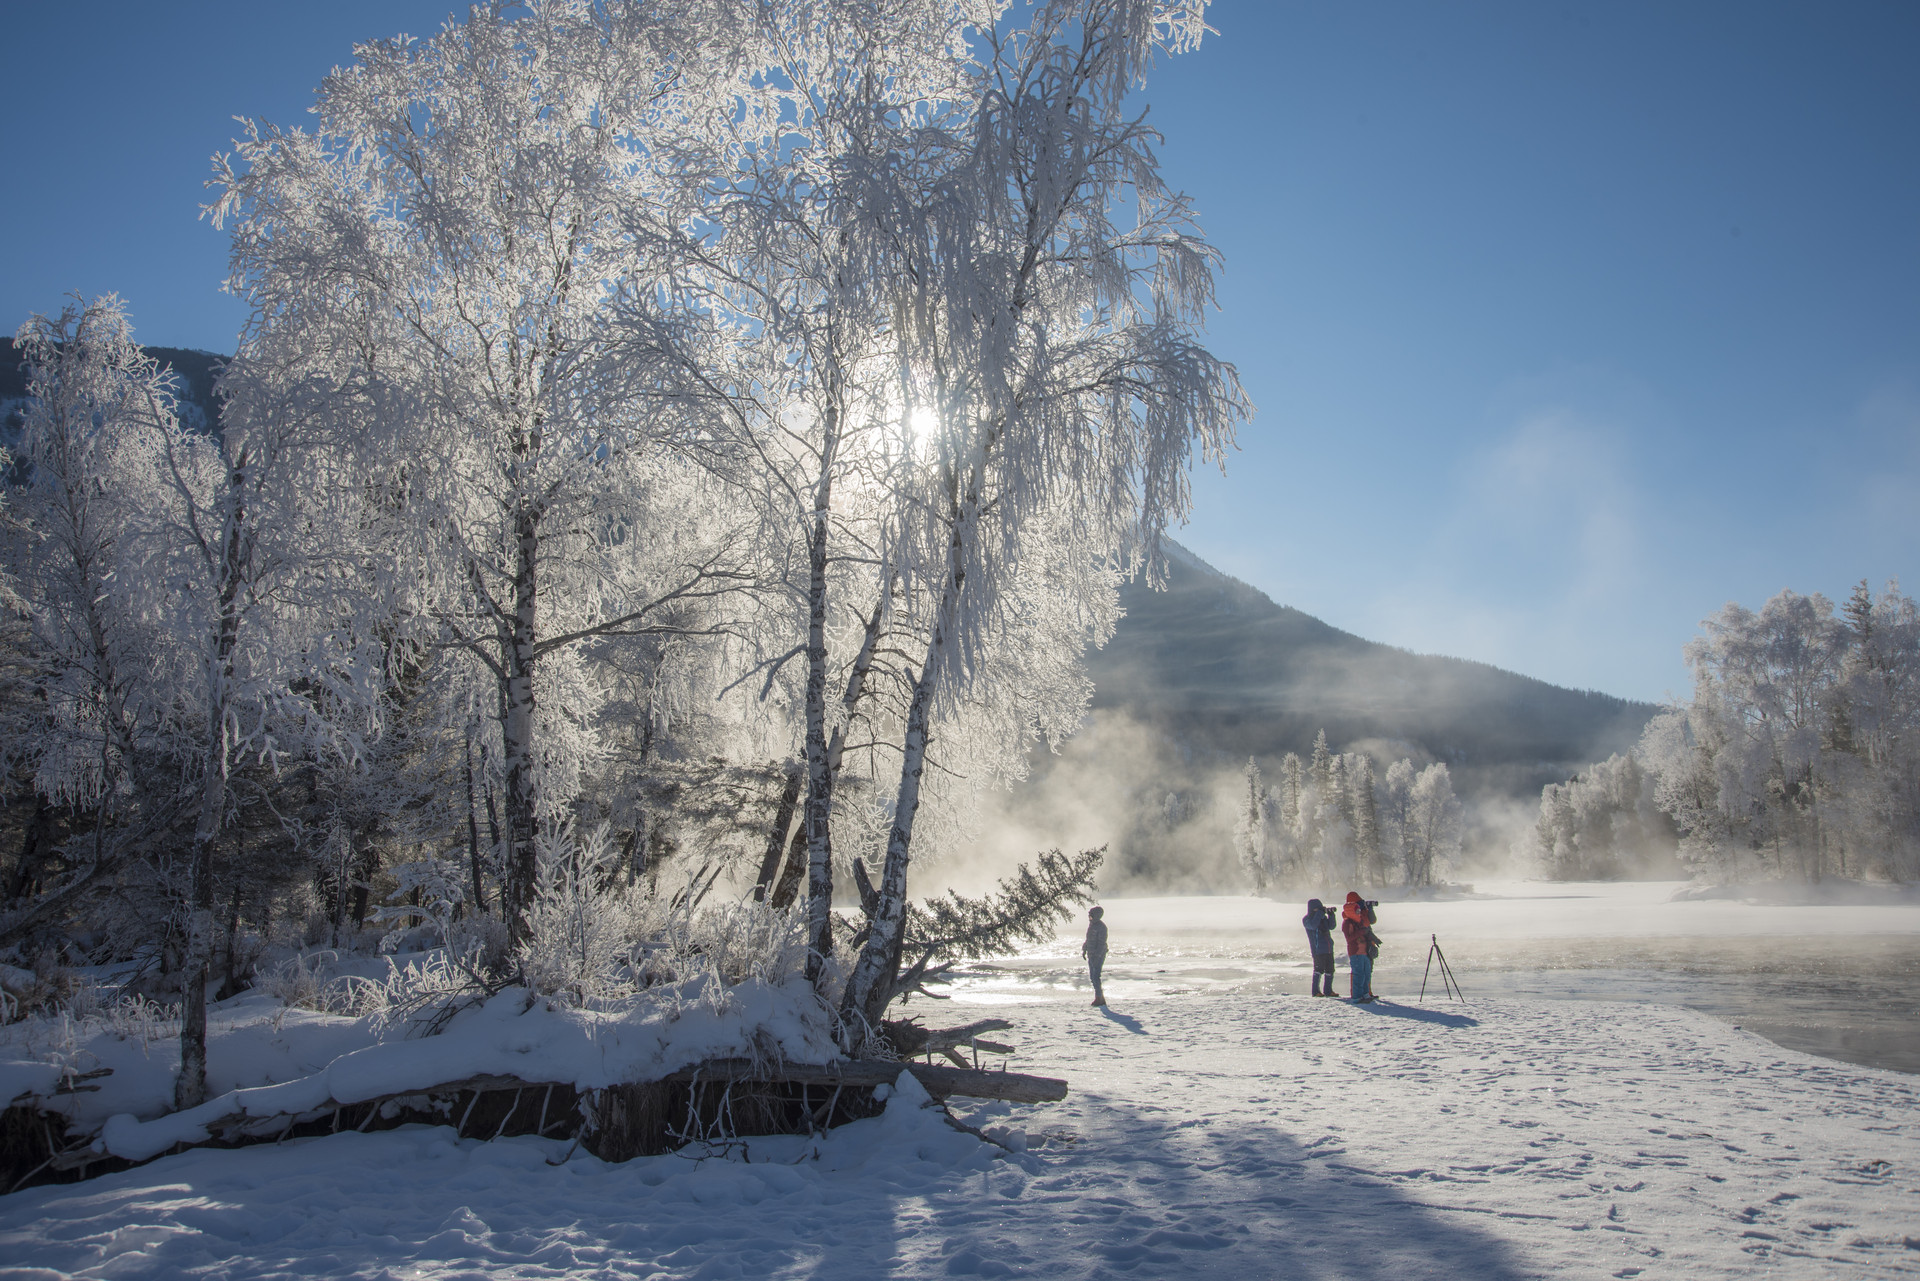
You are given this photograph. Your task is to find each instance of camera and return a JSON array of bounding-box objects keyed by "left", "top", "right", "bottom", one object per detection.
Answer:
[{"left": 1362, "top": 899, "right": 1379, "bottom": 910}]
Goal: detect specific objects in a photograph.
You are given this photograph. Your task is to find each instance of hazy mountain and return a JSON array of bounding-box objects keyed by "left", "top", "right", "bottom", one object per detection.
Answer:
[{"left": 1092, "top": 541, "right": 1656, "bottom": 798}]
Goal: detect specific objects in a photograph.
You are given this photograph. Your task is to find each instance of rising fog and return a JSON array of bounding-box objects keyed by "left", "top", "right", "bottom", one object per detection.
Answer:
[
  {"left": 925, "top": 709, "right": 1629, "bottom": 899},
  {"left": 924, "top": 544, "right": 1663, "bottom": 899}
]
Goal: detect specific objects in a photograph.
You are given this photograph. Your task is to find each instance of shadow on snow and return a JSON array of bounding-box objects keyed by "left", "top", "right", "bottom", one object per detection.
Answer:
[{"left": 1353, "top": 1001, "right": 1478, "bottom": 1029}]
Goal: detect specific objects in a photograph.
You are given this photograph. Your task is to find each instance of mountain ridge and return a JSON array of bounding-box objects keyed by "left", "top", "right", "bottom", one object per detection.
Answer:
[{"left": 1091, "top": 539, "right": 1655, "bottom": 799}]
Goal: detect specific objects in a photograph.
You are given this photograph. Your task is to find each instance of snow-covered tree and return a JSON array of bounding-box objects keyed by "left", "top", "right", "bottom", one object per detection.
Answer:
[
  {"left": 838, "top": 0, "right": 1246, "bottom": 1035},
  {"left": 1270, "top": 751, "right": 1308, "bottom": 883},
  {"left": 1349, "top": 754, "right": 1383, "bottom": 886},
  {"left": 681, "top": 0, "right": 984, "bottom": 979},
  {"left": 2, "top": 298, "right": 189, "bottom": 944},
  {"left": 208, "top": 0, "right": 761, "bottom": 939},
  {"left": 1533, "top": 753, "right": 1675, "bottom": 879},
  {"left": 1627, "top": 583, "right": 1920, "bottom": 883},
  {"left": 1233, "top": 756, "right": 1267, "bottom": 890},
  {"left": 5, "top": 294, "right": 370, "bottom": 1105},
  {"left": 1403, "top": 763, "right": 1461, "bottom": 887},
  {"left": 1378, "top": 758, "right": 1416, "bottom": 885}
]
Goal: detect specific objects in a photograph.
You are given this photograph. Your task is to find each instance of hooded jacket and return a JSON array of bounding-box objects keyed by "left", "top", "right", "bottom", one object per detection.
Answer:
[
  {"left": 1341, "top": 893, "right": 1378, "bottom": 957},
  {"left": 1302, "top": 900, "right": 1336, "bottom": 955}
]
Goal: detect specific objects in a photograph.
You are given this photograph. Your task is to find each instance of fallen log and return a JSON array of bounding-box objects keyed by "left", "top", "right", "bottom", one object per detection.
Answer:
[
  {"left": 886, "top": 1017, "right": 1015, "bottom": 1056},
  {"left": 884, "top": 1017, "right": 1018, "bottom": 1068},
  {"left": 45, "top": 1073, "right": 578, "bottom": 1172},
  {"left": 666, "top": 1057, "right": 1068, "bottom": 1105},
  {"left": 36, "top": 1057, "right": 1066, "bottom": 1177}
]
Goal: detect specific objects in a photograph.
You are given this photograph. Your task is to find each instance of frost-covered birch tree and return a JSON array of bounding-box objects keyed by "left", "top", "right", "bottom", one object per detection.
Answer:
[
  {"left": 161, "top": 336, "right": 379, "bottom": 1107},
  {"left": 1378, "top": 757, "right": 1415, "bottom": 884},
  {"left": 1403, "top": 763, "right": 1461, "bottom": 887},
  {"left": 2, "top": 299, "right": 189, "bottom": 947},
  {"left": 841, "top": 0, "right": 1247, "bottom": 1035},
  {"left": 209, "top": 0, "right": 762, "bottom": 939},
  {"left": 6, "top": 294, "right": 368, "bottom": 1106},
  {"left": 680, "top": 0, "right": 982, "bottom": 979}
]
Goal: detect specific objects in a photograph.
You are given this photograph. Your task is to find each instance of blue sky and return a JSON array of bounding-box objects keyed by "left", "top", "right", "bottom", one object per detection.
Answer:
[{"left": 3, "top": 1, "right": 1915, "bottom": 703}]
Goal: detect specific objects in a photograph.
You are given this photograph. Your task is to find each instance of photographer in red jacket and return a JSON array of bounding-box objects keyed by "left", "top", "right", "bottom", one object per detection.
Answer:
[{"left": 1341, "top": 891, "right": 1381, "bottom": 1003}]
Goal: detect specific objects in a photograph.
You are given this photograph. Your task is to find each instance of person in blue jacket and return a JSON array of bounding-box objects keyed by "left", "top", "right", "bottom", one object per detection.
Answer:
[{"left": 1302, "top": 898, "right": 1337, "bottom": 997}]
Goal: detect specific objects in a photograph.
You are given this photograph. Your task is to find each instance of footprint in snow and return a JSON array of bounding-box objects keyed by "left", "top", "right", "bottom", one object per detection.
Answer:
[
  {"left": 943, "top": 1248, "right": 1018, "bottom": 1277},
  {"left": 1141, "top": 1228, "right": 1231, "bottom": 1250}
]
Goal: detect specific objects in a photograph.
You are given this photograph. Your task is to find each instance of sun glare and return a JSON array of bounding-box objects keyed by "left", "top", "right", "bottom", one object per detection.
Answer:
[{"left": 908, "top": 406, "right": 939, "bottom": 446}]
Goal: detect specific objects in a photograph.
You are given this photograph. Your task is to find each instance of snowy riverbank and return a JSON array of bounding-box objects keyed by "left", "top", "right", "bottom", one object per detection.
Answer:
[
  {"left": 4, "top": 982, "right": 1917, "bottom": 1277},
  {"left": 950, "top": 880, "right": 1920, "bottom": 1074}
]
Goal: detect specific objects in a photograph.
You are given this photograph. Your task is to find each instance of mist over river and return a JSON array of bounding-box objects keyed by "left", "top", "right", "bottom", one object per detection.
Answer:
[{"left": 944, "top": 881, "right": 1920, "bottom": 1076}]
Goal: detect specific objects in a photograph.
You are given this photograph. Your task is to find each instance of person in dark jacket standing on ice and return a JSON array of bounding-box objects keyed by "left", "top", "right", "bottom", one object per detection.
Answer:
[
  {"left": 1082, "top": 906, "right": 1109, "bottom": 1006},
  {"left": 1302, "top": 899, "right": 1337, "bottom": 997},
  {"left": 1341, "top": 892, "right": 1379, "bottom": 1003}
]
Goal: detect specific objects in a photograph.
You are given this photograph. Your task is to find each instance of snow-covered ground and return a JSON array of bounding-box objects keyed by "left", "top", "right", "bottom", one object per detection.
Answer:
[{"left": 4, "top": 883, "right": 1918, "bottom": 1278}]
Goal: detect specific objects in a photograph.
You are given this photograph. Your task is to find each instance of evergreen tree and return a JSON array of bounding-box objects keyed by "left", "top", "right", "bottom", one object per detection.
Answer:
[
  {"left": 1273, "top": 752, "right": 1306, "bottom": 885},
  {"left": 1233, "top": 757, "right": 1267, "bottom": 891},
  {"left": 1309, "top": 730, "right": 1333, "bottom": 798},
  {"left": 1844, "top": 579, "right": 1875, "bottom": 649},
  {"left": 1350, "top": 755, "right": 1383, "bottom": 886}
]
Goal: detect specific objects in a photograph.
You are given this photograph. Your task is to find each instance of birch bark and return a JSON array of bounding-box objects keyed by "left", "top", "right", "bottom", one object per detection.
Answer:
[
  {"left": 176, "top": 452, "right": 248, "bottom": 1111},
  {"left": 801, "top": 405, "right": 841, "bottom": 980},
  {"left": 841, "top": 456, "right": 982, "bottom": 1032}
]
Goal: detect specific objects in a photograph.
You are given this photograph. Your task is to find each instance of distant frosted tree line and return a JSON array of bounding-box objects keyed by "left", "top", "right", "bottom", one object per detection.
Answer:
[
  {"left": 1234, "top": 731, "right": 1462, "bottom": 891},
  {"left": 1538, "top": 582, "right": 1920, "bottom": 883},
  {"left": 1533, "top": 752, "right": 1676, "bottom": 880},
  {"left": 0, "top": 0, "right": 1245, "bottom": 1100}
]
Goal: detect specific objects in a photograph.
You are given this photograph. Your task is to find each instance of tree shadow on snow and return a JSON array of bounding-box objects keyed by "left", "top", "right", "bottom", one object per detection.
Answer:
[
  {"left": 1099, "top": 1007, "right": 1147, "bottom": 1034},
  {"left": 793, "top": 1094, "right": 1537, "bottom": 1280},
  {"left": 1, "top": 1094, "right": 1533, "bottom": 1280},
  {"left": 1355, "top": 1001, "right": 1478, "bottom": 1029}
]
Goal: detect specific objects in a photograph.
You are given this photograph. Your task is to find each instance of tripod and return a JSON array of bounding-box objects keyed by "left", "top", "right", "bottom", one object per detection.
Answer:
[{"left": 1419, "top": 933, "right": 1465, "bottom": 1003}]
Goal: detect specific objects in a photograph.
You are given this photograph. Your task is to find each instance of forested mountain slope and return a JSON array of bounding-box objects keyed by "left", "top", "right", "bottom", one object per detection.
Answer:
[
  {"left": 1091, "top": 541, "right": 1655, "bottom": 796},
  {"left": 0, "top": 338, "right": 224, "bottom": 434}
]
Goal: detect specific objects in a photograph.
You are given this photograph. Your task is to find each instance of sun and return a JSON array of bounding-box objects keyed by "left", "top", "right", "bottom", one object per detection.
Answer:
[{"left": 908, "top": 406, "right": 939, "bottom": 447}]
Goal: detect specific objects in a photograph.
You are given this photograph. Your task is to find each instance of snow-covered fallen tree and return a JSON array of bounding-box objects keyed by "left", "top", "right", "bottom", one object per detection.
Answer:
[{"left": 1, "top": 837, "right": 1068, "bottom": 1191}]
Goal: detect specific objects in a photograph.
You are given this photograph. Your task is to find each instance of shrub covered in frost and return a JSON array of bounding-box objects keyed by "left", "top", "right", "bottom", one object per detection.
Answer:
[{"left": 515, "top": 822, "right": 811, "bottom": 1005}]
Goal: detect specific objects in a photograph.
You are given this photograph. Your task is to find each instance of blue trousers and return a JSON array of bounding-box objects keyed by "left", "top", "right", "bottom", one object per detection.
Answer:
[
  {"left": 1088, "top": 953, "right": 1106, "bottom": 1003},
  {"left": 1349, "top": 954, "right": 1373, "bottom": 999}
]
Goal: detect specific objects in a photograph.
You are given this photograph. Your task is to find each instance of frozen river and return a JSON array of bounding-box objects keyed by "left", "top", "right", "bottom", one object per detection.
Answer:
[{"left": 945, "top": 880, "right": 1920, "bottom": 1075}]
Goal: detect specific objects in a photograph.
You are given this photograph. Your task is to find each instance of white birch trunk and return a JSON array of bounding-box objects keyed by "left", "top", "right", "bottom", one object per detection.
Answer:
[
  {"left": 801, "top": 406, "right": 840, "bottom": 980},
  {"left": 840, "top": 460, "right": 981, "bottom": 1035},
  {"left": 176, "top": 457, "right": 247, "bottom": 1111},
  {"left": 501, "top": 502, "right": 540, "bottom": 942}
]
